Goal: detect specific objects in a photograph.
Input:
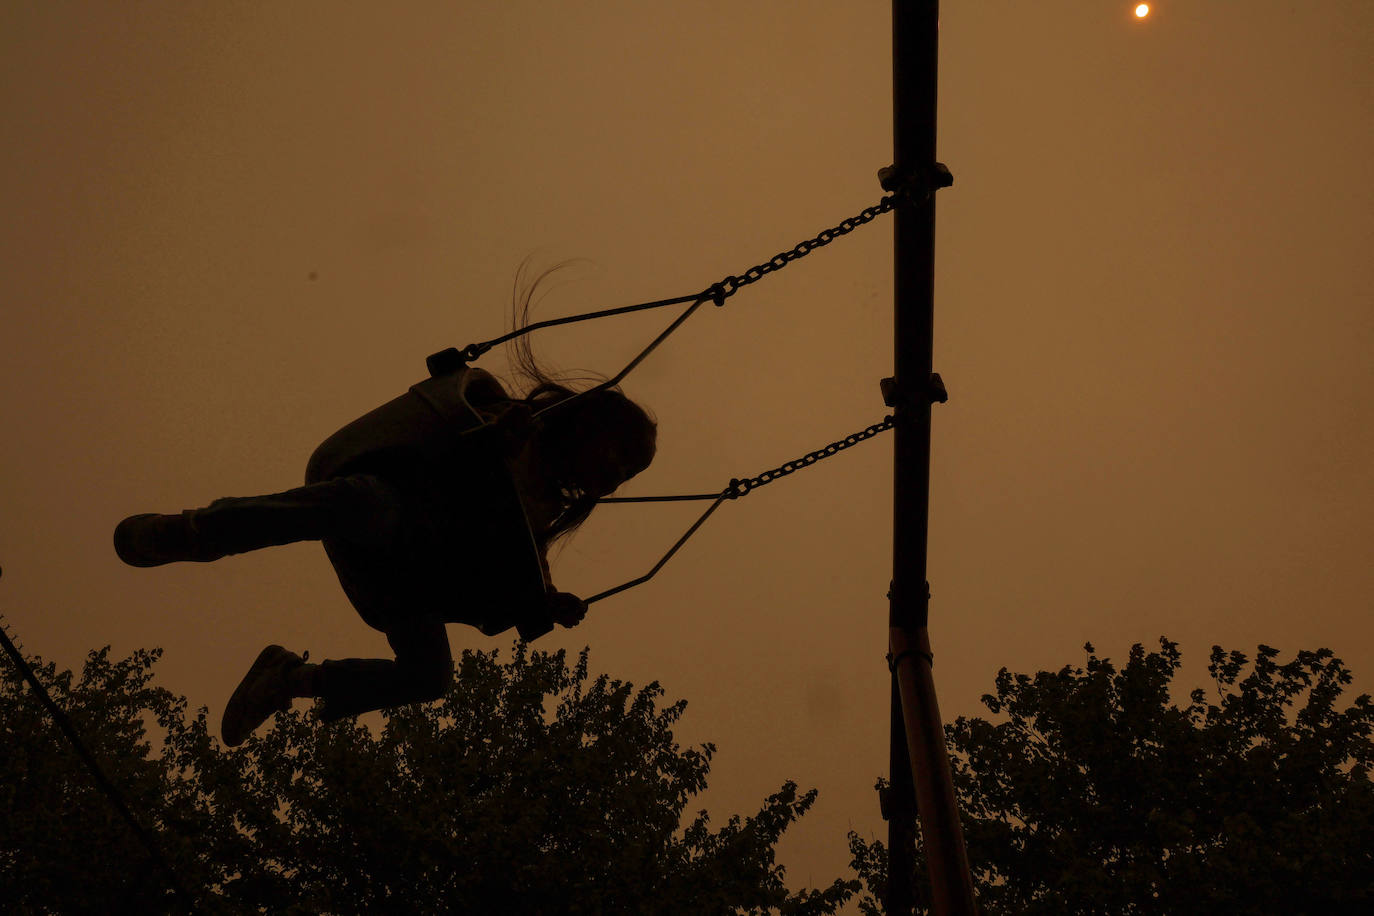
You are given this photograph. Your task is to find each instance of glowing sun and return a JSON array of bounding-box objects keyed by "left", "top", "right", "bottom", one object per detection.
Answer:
[{"left": 1134, "top": 4, "right": 1151, "bottom": 18}]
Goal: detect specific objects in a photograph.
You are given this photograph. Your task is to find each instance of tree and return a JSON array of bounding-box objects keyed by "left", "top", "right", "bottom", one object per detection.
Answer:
[
  {"left": 847, "top": 638, "right": 1374, "bottom": 914},
  {"left": 1, "top": 642, "right": 857, "bottom": 915}
]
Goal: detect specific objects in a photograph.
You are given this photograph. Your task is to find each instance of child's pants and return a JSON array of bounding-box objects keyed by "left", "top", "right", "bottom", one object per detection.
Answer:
[{"left": 187, "top": 474, "right": 454, "bottom": 720}]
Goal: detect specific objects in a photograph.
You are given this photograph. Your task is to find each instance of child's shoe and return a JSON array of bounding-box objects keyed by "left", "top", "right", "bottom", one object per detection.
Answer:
[
  {"left": 113, "top": 513, "right": 217, "bottom": 567},
  {"left": 221, "top": 645, "right": 306, "bottom": 747}
]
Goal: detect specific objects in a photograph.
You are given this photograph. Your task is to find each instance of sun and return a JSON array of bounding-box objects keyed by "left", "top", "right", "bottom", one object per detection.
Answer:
[{"left": 1134, "top": 3, "right": 1151, "bottom": 18}]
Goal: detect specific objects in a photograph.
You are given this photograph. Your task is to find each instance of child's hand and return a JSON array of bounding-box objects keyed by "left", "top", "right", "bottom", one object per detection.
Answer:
[{"left": 547, "top": 591, "right": 588, "bottom": 628}]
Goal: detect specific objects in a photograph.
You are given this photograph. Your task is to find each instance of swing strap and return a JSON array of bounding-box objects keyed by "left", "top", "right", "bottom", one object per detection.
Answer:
[{"left": 584, "top": 414, "right": 895, "bottom": 604}]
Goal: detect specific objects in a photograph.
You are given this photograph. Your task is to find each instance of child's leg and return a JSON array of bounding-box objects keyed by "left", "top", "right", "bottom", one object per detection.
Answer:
[
  {"left": 190, "top": 475, "right": 405, "bottom": 555},
  {"left": 115, "top": 474, "right": 404, "bottom": 567},
  {"left": 219, "top": 618, "right": 452, "bottom": 745},
  {"left": 308, "top": 617, "right": 454, "bottom": 722}
]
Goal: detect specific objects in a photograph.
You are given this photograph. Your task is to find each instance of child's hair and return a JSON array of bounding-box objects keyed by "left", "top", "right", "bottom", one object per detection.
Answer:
[{"left": 506, "top": 261, "right": 658, "bottom": 550}]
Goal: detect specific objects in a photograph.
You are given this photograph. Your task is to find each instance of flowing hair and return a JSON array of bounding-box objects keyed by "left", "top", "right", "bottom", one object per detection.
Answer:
[
  {"left": 505, "top": 259, "right": 658, "bottom": 551},
  {"left": 507, "top": 258, "right": 603, "bottom": 399}
]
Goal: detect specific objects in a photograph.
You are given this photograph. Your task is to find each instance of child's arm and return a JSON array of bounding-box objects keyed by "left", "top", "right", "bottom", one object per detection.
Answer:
[
  {"left": 539, "top": 551, "right": 587, "bottom": 628},
  {"left": 547, "top": 591, "right": 588, "bottom": 628},
  {"left": 512, "top": 584, "right": 586, "bottom": 640}
]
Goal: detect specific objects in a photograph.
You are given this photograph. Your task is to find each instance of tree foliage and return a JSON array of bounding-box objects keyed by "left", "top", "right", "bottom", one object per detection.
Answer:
[
  {"left": 1, "top": 643, "right": 856, "bottom": 914},
  {"left": 848, "top": 638, "right": 1374, "bottom": 914}
]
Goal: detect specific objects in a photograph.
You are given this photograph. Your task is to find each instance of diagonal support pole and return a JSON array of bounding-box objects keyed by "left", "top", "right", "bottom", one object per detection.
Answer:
[{"left": 887, "top": 1, "right": 977, "bottom": 913}]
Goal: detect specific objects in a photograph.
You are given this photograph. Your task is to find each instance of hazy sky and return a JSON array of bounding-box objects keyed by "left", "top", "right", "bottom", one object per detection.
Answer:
[{"left": 3, "top": 1, "right": 1371, "bottom": 903}]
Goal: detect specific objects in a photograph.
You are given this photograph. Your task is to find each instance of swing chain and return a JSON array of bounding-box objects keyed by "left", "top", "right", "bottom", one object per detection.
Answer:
[
  {"left": 700, "top": 194, "right": 904, "bottom": 309},
  {"left": 452, "top": 185, "right": 911, "bottom": 368},
  {"left": 725, "top": 415, "right": 896, "bottom": 499}
]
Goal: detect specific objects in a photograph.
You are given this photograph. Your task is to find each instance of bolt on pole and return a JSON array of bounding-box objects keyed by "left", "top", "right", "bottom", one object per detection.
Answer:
[{"left": 887, "top": 1, "right": 977, "bottom": 913}]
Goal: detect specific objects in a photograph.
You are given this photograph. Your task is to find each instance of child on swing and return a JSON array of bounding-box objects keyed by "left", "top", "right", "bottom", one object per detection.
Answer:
[{"left": 113, "top": 275, "right": 657, "bottom": 746}]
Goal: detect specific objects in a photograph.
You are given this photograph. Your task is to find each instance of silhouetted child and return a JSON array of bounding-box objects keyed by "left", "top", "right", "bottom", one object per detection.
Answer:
[{"left": 114, "top": 357, "right": 656, "bottom": 746}]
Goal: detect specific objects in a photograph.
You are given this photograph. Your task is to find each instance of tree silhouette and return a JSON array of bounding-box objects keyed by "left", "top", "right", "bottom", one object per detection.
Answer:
[
  {"left": 2, "top": 643, "right": 857, "bottom": 914},
  {"left": 848, "top": 638, "right": 1374, "bottom": 914}
]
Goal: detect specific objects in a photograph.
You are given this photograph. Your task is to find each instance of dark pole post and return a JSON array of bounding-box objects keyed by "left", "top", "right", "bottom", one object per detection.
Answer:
[{"left": 887, "top": 1, "right": 977, "bottom": 913}]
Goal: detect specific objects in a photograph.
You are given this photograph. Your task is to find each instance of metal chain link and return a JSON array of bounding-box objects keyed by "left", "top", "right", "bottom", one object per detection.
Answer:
[
  {"left": 700, "top": 195, "right": 903, "bottom": 306},
  {"left": 726, "top": 415, "right": 896, "bottom": 499}
]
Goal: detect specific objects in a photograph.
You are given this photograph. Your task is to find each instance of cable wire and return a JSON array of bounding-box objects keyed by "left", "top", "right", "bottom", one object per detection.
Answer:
[{"left": 0, "top": 594, "right": 198, "bottom": 913}]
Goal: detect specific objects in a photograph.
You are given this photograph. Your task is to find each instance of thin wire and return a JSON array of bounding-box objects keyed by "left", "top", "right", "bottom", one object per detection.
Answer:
[{"left": 0, "top": 606, "right": 198, "bottom": 912}]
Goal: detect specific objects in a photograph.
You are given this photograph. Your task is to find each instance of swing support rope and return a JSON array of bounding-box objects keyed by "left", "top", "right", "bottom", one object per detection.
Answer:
[
  {"left": 429, "top": 182, "right": 925, "bottom": 604},
  {"left": 434, "top": 186, "right": 916, "bottom": 424}
]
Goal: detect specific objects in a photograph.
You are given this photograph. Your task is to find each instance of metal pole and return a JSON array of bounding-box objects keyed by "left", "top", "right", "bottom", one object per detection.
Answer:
[{"left": 887, "top": 1, "right": 977, "bottom": 913}]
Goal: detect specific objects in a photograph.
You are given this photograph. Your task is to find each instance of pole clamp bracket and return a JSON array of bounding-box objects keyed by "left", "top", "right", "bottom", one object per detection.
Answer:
[
  {"left": 887, "top": 647, "right": 935, "bottom": 672},
  {"left": 881, "top": 374, "right": 948, "bottom": 409},
  {"left": 878, "top": 162, "right": 954, "bottom": 199}
]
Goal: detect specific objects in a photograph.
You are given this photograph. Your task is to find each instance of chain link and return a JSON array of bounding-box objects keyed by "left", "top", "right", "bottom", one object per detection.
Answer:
[
  {"left": 702, "top": 195, "right": 903, "bottom": 306},
  {"left": 726, "top": 415, "right": 896, "bottom": 499}
]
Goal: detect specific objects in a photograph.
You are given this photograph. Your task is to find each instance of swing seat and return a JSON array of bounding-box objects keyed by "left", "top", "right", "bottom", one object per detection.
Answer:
[{"left": 305, "top": 364, "right": 550, "bottom": 640}]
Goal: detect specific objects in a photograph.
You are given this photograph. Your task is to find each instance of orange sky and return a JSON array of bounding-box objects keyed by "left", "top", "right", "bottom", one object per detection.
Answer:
[{"left": 3, "top": 2, "right": 1371, "bottom": 903}]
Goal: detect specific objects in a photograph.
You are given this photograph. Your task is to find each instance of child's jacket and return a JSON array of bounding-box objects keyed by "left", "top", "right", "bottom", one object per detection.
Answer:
[{"left": 306, "top": 364, "right": 551, "bottom": 639}]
